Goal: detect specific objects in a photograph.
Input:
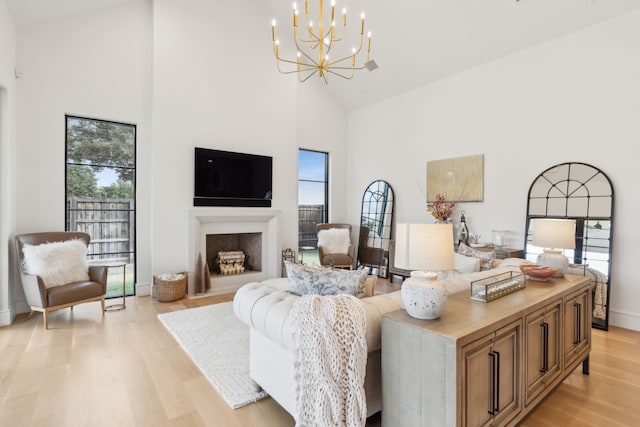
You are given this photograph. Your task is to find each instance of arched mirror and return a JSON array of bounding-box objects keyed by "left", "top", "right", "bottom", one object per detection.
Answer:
[
  {"left": 358, "top": 180, "right": 394, "bottom": 278},
  {"left": 525, "top": 162, "right": 614, "bottom": 330}
]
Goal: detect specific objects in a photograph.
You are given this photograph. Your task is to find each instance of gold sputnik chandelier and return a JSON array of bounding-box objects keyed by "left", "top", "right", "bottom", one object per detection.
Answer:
[{"left": 271, "top": 0, "right": 372, "bottom": 83}]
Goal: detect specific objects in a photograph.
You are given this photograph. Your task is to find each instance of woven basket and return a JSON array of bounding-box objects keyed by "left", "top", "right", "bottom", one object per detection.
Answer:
[{"left": 154, "top": 272, "right": 187, "bottom": 302}]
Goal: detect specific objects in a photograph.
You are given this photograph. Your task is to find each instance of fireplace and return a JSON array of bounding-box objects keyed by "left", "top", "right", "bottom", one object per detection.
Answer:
[
  {"left": 206, "top": 232, "right": 262, "bottom": 275},
  {"left": 188, "top": 208, "right": 281, "bottom": 296}
]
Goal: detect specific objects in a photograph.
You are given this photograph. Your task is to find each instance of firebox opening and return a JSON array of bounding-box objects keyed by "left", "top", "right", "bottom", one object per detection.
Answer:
[{"left": 206, "top": 232, "right": 262, "bottom": 276}]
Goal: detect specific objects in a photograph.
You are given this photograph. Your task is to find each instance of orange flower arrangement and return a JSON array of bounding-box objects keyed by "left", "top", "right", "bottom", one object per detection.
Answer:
[{"left": 427, "top": 194, "right": 455, "bottom": 221}]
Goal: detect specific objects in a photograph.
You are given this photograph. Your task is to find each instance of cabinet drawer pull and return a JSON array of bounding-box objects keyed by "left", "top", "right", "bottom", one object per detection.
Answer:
[
  {"left": 489, "top": 351, "right": 496, "bottom": 415},
  {"left": 540, "top": 322, "right": 549, "bottom": 373},
  {"left": 488, "top": 350, "right": 501, "bottom": 415},
  {"left": 574, "top": 303, "right": 582, "bottom": 345},
  {"left": 494, "top": 350, "right": 501, "bottom": 413}
]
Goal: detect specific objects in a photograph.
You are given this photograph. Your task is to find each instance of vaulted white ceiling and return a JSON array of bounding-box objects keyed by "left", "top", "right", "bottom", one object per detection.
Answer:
[{"left": 8, "top": 0, "right": 640, "bottom": 111}]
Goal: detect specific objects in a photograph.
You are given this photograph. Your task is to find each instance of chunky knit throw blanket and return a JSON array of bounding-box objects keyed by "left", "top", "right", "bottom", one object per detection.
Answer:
[{"left": 291, "top": 294, "right": 367, "bottom": 427}]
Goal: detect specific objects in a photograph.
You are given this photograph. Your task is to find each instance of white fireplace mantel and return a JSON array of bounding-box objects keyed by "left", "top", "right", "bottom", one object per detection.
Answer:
[{"left": 187, "top": 208, "right": 281, "bottom": 296}]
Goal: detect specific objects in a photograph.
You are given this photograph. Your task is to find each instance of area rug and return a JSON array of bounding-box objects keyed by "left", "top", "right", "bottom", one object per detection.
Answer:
[{"left": 157, "top": 302, "right": 268, "bottom": 409}]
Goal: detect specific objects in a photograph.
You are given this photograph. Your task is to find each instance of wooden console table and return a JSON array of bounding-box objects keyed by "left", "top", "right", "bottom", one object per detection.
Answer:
[{"left": 381, "top": 274, "right": 591, "bottom": 427}]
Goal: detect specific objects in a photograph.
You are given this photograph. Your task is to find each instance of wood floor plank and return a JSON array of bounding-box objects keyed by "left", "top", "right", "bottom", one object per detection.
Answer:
[{"left": 1, "top": 284, "right": 639, "bottom": 427}]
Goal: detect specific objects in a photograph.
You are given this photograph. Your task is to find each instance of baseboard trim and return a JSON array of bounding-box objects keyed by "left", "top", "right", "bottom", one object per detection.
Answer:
[
  {"left": 187, "top": 283, "right": 243, "bottom": 299},
  {"left": 0, "top": 307, "right": 14, "bottom": 326},
  {"left": 609, "top": 308, "right": 640, "bottom": 332},
  {"left": 136, "top": 282, "right": 151, "bottom": 297}
]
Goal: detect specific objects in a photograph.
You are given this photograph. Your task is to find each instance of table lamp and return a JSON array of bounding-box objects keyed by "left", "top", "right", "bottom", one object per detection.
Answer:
[
  {"left": 531, "top": 218, "right": 575, "bottom": 277},
  {"left": 395, "top": 223, "right": 454, "bottom": 319}
]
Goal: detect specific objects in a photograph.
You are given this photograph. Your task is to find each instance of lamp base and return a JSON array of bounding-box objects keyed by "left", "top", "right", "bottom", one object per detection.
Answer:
[
  {"left": 401, "top": 271, "right": 448, "bottom": 320},
  {"left": 537, "top": 249, "right": 568, "bottom": 277}
]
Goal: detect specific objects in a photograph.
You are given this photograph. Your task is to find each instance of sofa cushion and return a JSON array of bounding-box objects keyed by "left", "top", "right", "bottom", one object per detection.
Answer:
[
  {"left": 284, "top": 261, "right": 367, "bottom": 296},
  {"left": 458, "top": 242, "right": 495, "bottom": 271},
  {"left": 21, "top": 239, "right": 90, "bottom": 288}
]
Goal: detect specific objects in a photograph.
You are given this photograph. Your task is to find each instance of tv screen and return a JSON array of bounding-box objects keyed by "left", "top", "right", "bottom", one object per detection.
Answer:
[{"left": 194, "top": 147, "right": 272, "bottom": 207}]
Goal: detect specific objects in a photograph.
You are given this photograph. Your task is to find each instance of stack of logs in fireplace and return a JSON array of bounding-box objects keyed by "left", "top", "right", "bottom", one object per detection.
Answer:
[{"left": 215, "top": 251, "right": 246, "bottom": 275}]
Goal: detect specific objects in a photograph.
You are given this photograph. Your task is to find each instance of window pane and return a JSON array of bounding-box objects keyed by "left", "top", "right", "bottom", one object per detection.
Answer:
[
  {"left": 66, "top": 117, "right": 135, "bottom": 168},
  {"left": 66, "top": 116, "right": 136, "bottom": 298},
  {"left": 298, "top": 150, "right": 326, "bottom": 181},
  {"left": 298, "top": 149, "right": 328, "bottom": 257}
]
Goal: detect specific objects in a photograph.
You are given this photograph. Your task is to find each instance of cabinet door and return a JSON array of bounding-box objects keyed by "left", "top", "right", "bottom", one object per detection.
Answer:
[
  {"left": 492, "top": 323, "right": 522, "bottom": 427},
  {"left": 462, "top": 320, "right": 521, "bottom": 427},
  {"left": 564, "top": 287, "right": 591, "bottom": 368},
  {"left": 525, "top": 302, "right": 561, "bottom": 405},
  {"left": 463, "top": 336, "right": 494, "bottom": 427}
]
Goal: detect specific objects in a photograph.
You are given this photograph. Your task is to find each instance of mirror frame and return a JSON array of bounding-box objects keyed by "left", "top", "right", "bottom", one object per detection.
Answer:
[
  {"left": 525, "top": 162, "right": 614, "bottom": 330},
  {"left": 358, "top": 180, "right": 394, "bottom": 278}
]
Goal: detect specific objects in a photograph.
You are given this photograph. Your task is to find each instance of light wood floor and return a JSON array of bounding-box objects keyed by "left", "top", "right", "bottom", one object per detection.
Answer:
[{"left": 1, "top": 278, "right": 638, "bottom": 427}]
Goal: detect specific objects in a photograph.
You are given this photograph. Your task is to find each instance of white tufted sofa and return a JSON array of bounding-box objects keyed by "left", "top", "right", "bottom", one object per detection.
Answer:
[{"left": 233, "top": 277, "right": 404, "bottom": 416}]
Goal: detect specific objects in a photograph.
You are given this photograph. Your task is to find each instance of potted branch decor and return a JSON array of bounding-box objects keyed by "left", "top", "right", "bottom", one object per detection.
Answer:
[{"left": 427, "top": 194, "right": 455, "bottom": 223}]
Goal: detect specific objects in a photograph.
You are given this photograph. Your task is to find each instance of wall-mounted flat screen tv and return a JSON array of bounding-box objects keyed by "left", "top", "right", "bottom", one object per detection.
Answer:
[{"left": 194, "top": 147, "right": 272, "bottom": 207}]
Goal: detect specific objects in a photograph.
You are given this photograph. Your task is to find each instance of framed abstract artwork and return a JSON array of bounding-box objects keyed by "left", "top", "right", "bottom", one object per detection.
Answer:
[{"left": 426, "top": 154, "right": 484, "bottom": 202}]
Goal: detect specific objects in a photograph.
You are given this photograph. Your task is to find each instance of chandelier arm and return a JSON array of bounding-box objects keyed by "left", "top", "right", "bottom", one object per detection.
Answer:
[
  {"left": 325, "top": 68, "right": 356, "bottom": 80},
  {"left": 276, "top": 55, "right": 320, "bottom": 70},
  {"left": 299, "top": 69, "right": 318, "bottom": 83},
  {"left": 326, "top": 63, "right": 368, "bottom": 71},
  {"left": 294, "top": 39, "right": 321, "bottom": 67},
  {"left": 327, "top": 52, "right": 365, "bottom": 67}
]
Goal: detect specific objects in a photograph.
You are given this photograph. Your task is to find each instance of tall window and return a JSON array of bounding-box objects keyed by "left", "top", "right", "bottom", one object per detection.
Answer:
[
  {"left": 65, "top": 116, "right": 136, "bottom": 298},
  {"left": 298, "top": 149, "right": 328, "bottom": 258}
]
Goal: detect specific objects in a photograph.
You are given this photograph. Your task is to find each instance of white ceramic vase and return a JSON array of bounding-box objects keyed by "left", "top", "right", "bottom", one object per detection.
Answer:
[{"left": 401, "top": 271, "right": 448, "bottom": 320}]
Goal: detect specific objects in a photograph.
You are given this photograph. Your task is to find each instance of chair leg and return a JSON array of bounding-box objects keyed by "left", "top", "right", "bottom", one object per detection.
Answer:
[
  {"left": 101, "top": 297, "right": 105, "bottom": 314},
  {"left": 43, "top": 310, "right": 49, "bottom": 330}
]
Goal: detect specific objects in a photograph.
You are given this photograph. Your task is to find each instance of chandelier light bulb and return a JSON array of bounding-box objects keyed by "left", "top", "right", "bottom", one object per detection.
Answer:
[{"left": 272, "top": 19, "right": 276, "bottom": 26}]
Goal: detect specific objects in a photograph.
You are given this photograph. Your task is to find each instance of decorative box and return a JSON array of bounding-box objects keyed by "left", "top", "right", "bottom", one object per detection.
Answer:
[{"left": 470, "top": 271, "right": 525, "bottom": 302}]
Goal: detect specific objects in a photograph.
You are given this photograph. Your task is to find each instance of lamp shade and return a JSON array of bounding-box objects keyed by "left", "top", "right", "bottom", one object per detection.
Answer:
[
  {"left": 395, "top": 223, "right": 454, "bottom": 271},
  {"left": 531, "top": 219, "right": 576, "bottom": 249}
]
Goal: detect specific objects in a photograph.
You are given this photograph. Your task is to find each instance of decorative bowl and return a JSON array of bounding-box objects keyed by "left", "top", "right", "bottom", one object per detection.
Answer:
[{"left": 519, "top": 264, "right": 557, "bottom": 281}]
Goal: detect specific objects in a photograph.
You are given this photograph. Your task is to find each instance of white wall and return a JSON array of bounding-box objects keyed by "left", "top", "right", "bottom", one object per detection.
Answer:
[
  {"left": 0, "top": 0, "right": 17, "bottom": 325},
  {"left": 347, "top": 10, "right": 640, "bottom": 330},
  {"left": 151, "top": 0, "right": 348, "bottom": 279},
  {"left": 6, "top": 0, "right": 347, "bottom": 316},
  {"left": 14, "top": 1, "right": 153, "bottom": 300}
]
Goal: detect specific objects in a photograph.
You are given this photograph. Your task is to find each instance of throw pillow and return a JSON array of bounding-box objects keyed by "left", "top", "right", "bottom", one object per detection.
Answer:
[
  {"left": 317, "top": 228, "right": 351, "bottom": 254},
  {"left": 454, "top": 252, "right": 481, "bottom": 274},
  {"left": 22, "top": 239, "right": 90, "bottom": 288},
  {"left": 458, "top": 242, "right": 495, "bottom": 271},
  {"left": 285, "top": 261, "right": 367, "bottom": 296}
]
